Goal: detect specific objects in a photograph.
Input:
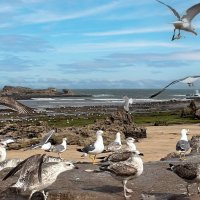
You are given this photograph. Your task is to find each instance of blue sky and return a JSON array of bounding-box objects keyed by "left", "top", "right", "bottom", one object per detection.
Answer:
[{"left": 1, "top": 0, "right": 200, "bottom": 89}]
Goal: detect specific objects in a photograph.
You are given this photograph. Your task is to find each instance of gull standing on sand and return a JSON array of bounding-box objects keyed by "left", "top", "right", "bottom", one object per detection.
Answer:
[
  {"left": 167, "top": 162, "right": 200, "bottom": 196},
  {"left": 107, "top": 132, "right": 122, "bottom": 152},
  {"left": 156, "top": 0, "right": 200, "bottom": 40},
  {"left": 99, "top": 150, "right": 144, "bottom": 199},
  {"left": 49, "top": 138, "right": 67, "bottom": 159},
  {"left": 2, "top": 154, "right": 76, "bottom": 200},
  {"left": 176, "top": 129, "right": 190, "bottom": 160},
  {"left": 123, "top": 96, "right": 133, "bottom": 112},
  {"left": 24, "top": 130, "right": 55, "bottom": 151},
  {"left": 77, "top": 130, "right": 104, "bottom": 164}
]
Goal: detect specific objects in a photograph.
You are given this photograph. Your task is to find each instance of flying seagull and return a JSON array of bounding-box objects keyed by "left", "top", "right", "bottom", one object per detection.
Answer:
[
  {"left": 176, "top": 129, "right": 190, "bottom": 160},
  {"left": 24, "top": 130, "right": 55, "bottom": 151},
  {"left": 149, "top": 75, "right": 200, "bottom": 98},
  {"left": 156, "top": 0, "right": 200, "bottom": 40},
  {"left": 167, "top": 162, "right": 200, "bottom": 196},
  {"left": 123, "top": 96, "right": 133, "bottom": 112},
  {"left": 0, "top": 96, "right": 33, "bottom": 114}
]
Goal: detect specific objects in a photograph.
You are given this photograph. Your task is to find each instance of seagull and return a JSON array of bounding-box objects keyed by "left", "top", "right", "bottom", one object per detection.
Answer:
[
  {"left": 149, "top": 75, "right": 200, "bottom": 98},
  {"left": 156, "top": 0, "right": 200, "bottom": 40},
  {"left": 2, "top": 154, "right": 76, "bottom": 199},
  {"left": 24, "top": 130, "right": 55, "bottom": 151},
  {"left": 0, "top": 96, "right": 33, "bottom": 114},
  {"left": 49, "top": 137, "right": 67, "bottom": 159},
  {"left": 124, "top": 137, "right": 137, "bottom": 152},
  {"left": 0, "top": 143, "right": 7, "bottom": 162},
  {"left": 107, "top": 132, "right": 122, "bottom": 152},
  {"left": 0, "top": 137, "right": 15, "bottom": 162},
  {"left": 99, "top": 137, "right": 137, "bottom": 163},
  {"left": 77, "top": 130, "right": 104, "bottom": 164},
  {"left": 176, "top": 129, "right": 190, "bottom": 160},
  {"left": 167, "top": 162, "right": 200, "bottom": 196},
  {"left": 0, "top": 158, "right": 23, "bottom": 171},
  {"left": 99, "top": 150, "right": 144, "bottom": 199},
  {"left": 123, "top": 96, "right": 133, "bottom": 112}
]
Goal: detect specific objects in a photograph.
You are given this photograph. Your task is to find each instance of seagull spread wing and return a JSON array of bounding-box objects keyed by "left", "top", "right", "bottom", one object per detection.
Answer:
[
  {"left": 149, "top": 75, "right": 200, "bottom": 98},
  {"left": 2, "top": 154, "right": 45, "bottom": 188},
  {"left": 0, "top": 96, "right": 33, "bottom": 114},
  {"left": 24, "top": 130, "right": 55, "bottom": 150},
  {"left": 156, "top": 0, "right": 181, "bottom": 20},
  {"left": 182, "top": 3, "right": 200, "bottom": 22}
]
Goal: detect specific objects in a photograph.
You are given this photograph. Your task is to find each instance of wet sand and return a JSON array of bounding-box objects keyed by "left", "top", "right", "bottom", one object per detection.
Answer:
[{"left": 7, "top": 124, "right": 200, "bottom": 163}]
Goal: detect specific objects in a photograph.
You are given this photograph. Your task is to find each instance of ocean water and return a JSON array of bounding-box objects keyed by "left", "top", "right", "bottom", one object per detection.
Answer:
[{"left": 16, "top": 89, "right": 197, "bottom": 109}]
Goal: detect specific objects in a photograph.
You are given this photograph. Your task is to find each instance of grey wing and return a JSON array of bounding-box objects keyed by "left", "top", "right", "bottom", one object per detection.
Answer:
[
  {"left": 149, "top": 76, "right": 193, "bottom": 98},
  {"left": 109, "top": 162, "right": 138, "bottom": 177},
  {"left": 82, "top": 143, "right": 95, "bottom": 153},
  {"left": 176, "top": 140, "right": 190, "bottom": 151},
  {"left": 40, "top": 130, "right": 55, "bottom": 145},
  {"left": 182, "top": 3, "right": 200, "bottom": 21},
  {"left": 107, "top": 142, "right": 121, "bottom": 152},
  {"left": 52, "top": 144, "right": 65, "bottom": 152},
  {"left": 2, "top": 154, "right": 43, "bottom": 180},
  {"left": 0, "top": 97, "right": 33, "bottom": 114},
  {"left": 156, "top": 0, "right": 180, "bottom": 20},
  {"left": 25, "top": 130, "right": 55, "bottom": 150}
]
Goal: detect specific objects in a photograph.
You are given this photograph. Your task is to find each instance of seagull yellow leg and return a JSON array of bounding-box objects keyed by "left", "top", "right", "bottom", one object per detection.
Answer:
[{"left": 92, "top": 155, "right": 97, "bottom": 164}]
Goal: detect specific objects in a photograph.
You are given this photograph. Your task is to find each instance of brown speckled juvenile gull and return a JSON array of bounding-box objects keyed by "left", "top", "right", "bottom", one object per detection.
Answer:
[
  {"left": 2, "top": 154, "right": 76, "bottom": 199},
  {"left": 99, "top": 150, "right": 143, "bottom": 199},
  {"left": 168, "top": 162, "right": 200, "bottom": 196}
]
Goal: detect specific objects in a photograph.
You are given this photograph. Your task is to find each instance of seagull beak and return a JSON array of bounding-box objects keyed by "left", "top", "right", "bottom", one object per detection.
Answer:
[{"left": 139, "top": 153, "right": 144, "bottom": 156}]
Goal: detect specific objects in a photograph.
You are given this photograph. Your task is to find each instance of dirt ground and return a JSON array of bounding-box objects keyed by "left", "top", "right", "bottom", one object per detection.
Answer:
[{"left": 6, "top": 124, "right": 200, "bottom": 163}]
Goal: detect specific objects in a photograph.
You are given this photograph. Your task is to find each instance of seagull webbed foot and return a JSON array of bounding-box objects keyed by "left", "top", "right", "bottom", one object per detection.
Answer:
[{"left": 126, "top": 188, "right": 133, "bottom": 193}]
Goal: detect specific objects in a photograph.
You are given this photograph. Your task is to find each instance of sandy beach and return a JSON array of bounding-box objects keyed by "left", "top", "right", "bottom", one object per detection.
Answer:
[{"left": 6, "top": 123, "right": 200, "bottom": 163}]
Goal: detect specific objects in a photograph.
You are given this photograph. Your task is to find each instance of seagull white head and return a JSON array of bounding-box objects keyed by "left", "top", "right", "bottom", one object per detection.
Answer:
[
  {"left": 96, "top": 130, "right": 103, "bottom": 136},
  {"left": 126, "top": 137, "right": 135, "bottom": 144},
  {"left": 180, "top": 129, "right": 189, "bottom": 141}
]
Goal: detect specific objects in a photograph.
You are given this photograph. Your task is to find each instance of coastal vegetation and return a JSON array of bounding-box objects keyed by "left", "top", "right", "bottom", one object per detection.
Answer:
[{"left": 1, "top": 111, "right": 198, "bottom": 129}]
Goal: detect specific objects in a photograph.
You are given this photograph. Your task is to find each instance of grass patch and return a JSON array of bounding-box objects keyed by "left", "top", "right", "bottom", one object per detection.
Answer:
[{"left": 133, "top": 111, "right": 200, "bottom": 125}]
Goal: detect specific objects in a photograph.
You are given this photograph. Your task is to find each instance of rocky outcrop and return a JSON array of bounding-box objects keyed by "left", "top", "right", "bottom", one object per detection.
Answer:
[
  {"left": 0, "top": 85, "right": 76, "bottom": 99},
  {"left": 181, "top": 100, "right": 197, "bottom": 118},
  {"left": 190, "top": 135, "right": 200, "bottom": 154},
  {"left": 0, "top": 110, "right": 146, "bottom": 149}
]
